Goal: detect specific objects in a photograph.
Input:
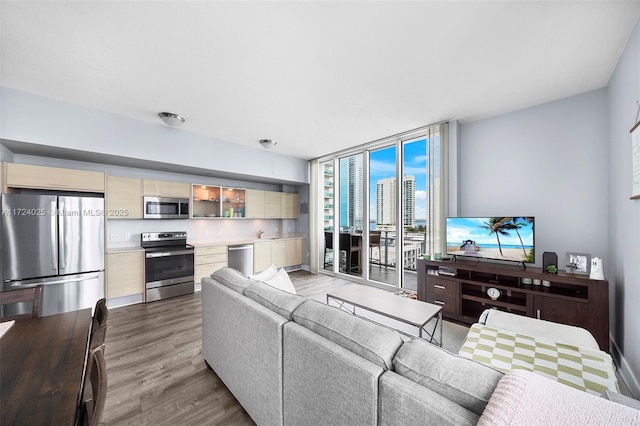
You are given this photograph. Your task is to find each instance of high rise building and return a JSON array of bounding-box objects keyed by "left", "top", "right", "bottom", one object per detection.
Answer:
[
  {"left": 322, "top": 162, "right": 334, "bottom": 229},
  {"left": 376, "top": 175, "right": 415, "bottom": 227},
  {"left": 339, "top": 155, "right": 364, "bottom": 231}
]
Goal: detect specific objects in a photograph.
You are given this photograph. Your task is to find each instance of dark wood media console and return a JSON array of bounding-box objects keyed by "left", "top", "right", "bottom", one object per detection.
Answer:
[{"left": 416, "top": 258, "right": 610, "bottom": 351}]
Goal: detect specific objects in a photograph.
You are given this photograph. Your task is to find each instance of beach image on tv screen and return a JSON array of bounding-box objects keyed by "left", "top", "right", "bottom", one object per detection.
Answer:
[{"left": 446, "top": 217, "right": 535, "bottom": 263}]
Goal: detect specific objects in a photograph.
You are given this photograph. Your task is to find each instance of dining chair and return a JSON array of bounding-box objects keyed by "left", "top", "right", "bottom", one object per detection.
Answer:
[
  {"left": 324, "top": 231, "right": 334, "bottom": 269},
  {"left": 339, "top": 233, "right": 362, "bottom": 273},
  {"left": 0, "top": 285, "right": 43, "bottom": 321},
  {"left": 369, "top": 231, "right": 382, "bottom": 269},
  {"left": 90, "top": 298, "right": 108, "bottom": 351},
  {"left": 79, "top": 344, "right": 107, "bottom": 426}
]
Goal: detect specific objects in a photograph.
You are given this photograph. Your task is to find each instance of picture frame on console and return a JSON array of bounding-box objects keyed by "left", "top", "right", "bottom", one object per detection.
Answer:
[{"left": 565, "top": 252, "right": 591, "bottom": 275}]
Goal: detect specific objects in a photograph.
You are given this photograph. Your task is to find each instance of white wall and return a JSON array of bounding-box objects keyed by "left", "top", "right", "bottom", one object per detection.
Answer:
[
  {"left": 459, "top": 88, "right": 608, "bottom": 268},
  {"left": 0, "top": 87, "right": 309, "bottom": 185},
  {"left": 607, "top": 18, "right": 640, "bottom": 396}
]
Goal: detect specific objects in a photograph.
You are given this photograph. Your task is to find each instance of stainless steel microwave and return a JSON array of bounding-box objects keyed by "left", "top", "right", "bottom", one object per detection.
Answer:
[{"left": 143, "top": 196, "right": 189, "bottom": 219}]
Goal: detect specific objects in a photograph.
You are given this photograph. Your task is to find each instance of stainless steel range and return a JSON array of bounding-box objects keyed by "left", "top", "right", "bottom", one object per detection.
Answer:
[{"left": 141, "top": 232, "right": 194, "bottom": 302}]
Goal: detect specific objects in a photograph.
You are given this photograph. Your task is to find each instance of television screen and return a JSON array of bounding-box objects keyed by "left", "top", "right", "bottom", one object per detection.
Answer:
[{"left": 446, "top": 217, "right": 535, "bottom": 263}]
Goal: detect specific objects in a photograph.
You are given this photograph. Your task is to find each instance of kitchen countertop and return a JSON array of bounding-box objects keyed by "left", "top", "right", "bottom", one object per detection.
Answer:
[
  {"left": 107, "top": 234, "right": 305, "bottom": 252},
  {"left": 189, "top": 234, "right": 305, "bottom": 247}
]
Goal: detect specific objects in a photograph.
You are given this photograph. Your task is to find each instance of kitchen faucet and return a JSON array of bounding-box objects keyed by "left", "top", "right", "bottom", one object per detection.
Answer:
[{"left": 257, "top": 229, "right": 264, "bottom": 239}]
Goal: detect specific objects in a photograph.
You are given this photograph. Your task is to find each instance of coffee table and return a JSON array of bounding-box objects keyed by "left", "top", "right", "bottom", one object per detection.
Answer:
[{"left": 326, "top": 284, "right": 443, "bottom": 346}]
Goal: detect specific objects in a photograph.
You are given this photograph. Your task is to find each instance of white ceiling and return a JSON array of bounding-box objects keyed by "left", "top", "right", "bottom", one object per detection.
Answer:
[{"left": 1, "top": 1, "right": 639, "bottom": 161}]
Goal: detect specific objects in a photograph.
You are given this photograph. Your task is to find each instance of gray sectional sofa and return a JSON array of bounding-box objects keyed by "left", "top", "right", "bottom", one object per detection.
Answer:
[
  {"left": 202, "top": 268, "right": 640, "bottom": 425},
  {"left": 201, "top": 268, "right": 502, "bottom": 426}
]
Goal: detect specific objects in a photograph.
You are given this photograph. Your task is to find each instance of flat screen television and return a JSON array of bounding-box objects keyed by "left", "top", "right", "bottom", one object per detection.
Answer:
[{"left": 446, "top": 217, "right": 535, "bottom": 264}]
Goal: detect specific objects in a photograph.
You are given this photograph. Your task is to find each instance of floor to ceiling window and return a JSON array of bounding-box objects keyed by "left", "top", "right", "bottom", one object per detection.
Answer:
[
  {"left": 369, "top": 145, "right": 397, "bottom": 286},
  {"left": 316, "top": 123, "right": 447, "bottom": 290}
]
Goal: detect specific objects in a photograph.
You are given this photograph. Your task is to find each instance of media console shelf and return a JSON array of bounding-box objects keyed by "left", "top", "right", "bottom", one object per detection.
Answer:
[{"left": 416, "top": 258, "right": 610, "bottom": 351}]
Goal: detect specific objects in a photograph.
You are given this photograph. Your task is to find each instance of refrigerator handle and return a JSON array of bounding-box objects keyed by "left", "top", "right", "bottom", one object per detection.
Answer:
[
  {"left": 50, "top": 200, "right": 58, "bottom": 270},
  {"left": 59, "top": 201, "right": 66, "bottom": 269},
  {"left": 9, "top": 274, "right": 101, "bottom": 288}
]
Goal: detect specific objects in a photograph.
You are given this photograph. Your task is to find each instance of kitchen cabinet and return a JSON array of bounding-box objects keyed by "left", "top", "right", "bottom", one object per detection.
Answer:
[
  {"left": 281, "top": 193, "right": 299, "bottom": 219},
  {"left": 254, "top": 237, "right": 304, "bottom": 273},
  {"left": 271, "top": 240, "right": 286, "bottom": 268},
  {"left": 285, "top": 237, "right": 305, "bottom": 266},
  {"left": 107, "top": 250, "right": 144, "bottom": 299},
  {"left": 221, "top": 187, "right": 245, "bottom": 218},
  {"left": 3, "top": 163, "right": 105, "bottom": 193},
  {"left": 264, "top": 191, "right": 282, "bottom": 218},
  {"left": 192, "top": 185, "right": 221, "bottom": 218},
  {"left": 244, "top": 189, "right": 264, "bottom": 218},
  {"left": 253, "top": 241, "right": 273, "bottom": 273},
  {"left": 143, "top": 179, "right": 190, "bottom": 198},
  {"left": 106, "top": 176, "right": 143, "bottom": 219},
  {"left": 195, "top": 245, "right": 228, "bottom": 283}
]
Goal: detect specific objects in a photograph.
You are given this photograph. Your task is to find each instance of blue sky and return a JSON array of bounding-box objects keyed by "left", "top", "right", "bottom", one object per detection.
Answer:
[{"left": 369, "top": 139, "right": 427, "bottom": 221}]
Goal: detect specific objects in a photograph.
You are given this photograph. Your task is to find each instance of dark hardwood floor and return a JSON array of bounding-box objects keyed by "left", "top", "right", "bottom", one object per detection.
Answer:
[{"left": 102, "top": 270, "right": 468, "bottom": 425}]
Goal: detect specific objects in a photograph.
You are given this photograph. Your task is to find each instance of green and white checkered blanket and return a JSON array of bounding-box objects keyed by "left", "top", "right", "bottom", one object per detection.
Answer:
[{"left": 459, "top": 323, "right": 620, "bottom": 396}]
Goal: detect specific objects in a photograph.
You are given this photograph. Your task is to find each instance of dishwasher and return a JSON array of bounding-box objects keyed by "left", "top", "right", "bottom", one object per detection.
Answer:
[{"left": 228, "top": 244, "right": 254, "bottom": 276}]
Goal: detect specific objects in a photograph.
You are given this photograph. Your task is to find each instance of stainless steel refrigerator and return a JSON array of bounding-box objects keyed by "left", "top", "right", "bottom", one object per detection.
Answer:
[{"left": 1, "top": 193, "right": 105, "bottom": 317}]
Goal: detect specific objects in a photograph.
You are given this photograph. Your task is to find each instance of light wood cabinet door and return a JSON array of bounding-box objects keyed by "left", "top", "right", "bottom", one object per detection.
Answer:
[
  {"left": 245, "top": 189, "right": 265, "bottom": 218},
  {"left": 285, "top": 238, "right": 304, "bottom": 266},
  {"left": 106, "top": 176, "right": 143, "bottom": 219},
  {"left": 143, "top": 179, "right": 191, "bottom": 198},
  {"left": 264, "top": 191, "right": 282, "bottom": 218},
  {"left": 107, "top": 251, "right": 144, "bottom": 299},
  {"left": 253, "top": 241, "right": 273, "bottom": 273},
  {"left": 4, "top": 163, "right": 105, "bottom": 192},
  {"left": 281, "top": 193, "right": 299, "bottom": 219},
  {"left": 195, "top": 245, "right": 228, "bottom": 282},
  {"left": 271, "top": 240, "right": 286, "bottom": 268}
]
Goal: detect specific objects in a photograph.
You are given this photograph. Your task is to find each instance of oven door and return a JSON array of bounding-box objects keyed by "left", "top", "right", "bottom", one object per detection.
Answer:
[{"left": 145, "top": 248, "right": 195, "bottom": 287}]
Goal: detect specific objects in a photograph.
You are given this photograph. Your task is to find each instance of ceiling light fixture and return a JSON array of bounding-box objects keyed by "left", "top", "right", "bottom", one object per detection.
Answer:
[
  {"left": 259, "top": 139, "right": 277, "bottom": 149},
  {"left": 158, "top": 112, "right": 185, "bottom": 126}
]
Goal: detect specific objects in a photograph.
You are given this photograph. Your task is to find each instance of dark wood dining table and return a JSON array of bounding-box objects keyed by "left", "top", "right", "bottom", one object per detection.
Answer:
[{"left": 1, "top": 308, "right": 92, "bottom": 425}]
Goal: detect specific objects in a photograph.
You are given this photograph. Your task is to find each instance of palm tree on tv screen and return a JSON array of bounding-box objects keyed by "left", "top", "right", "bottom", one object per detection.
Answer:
[
  {"left": 505, "top": 217, "right": 528, "bottom": 256},
  {"left": 480, "top": 217, "right": 510, "bottom": 256}
]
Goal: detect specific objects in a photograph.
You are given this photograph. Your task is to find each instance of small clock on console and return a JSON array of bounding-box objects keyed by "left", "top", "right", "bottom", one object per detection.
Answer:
[{"left": 487, "top": 287, "right": 501, "bottom": 300}]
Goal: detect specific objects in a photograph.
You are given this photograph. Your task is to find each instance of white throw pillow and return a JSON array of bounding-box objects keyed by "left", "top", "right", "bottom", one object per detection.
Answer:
[
  {"left": 250, "top": 264, "right": 278, "bottom": 281},
  {"left": 265, "top": 268, "right": 297, "bottom": 294}
]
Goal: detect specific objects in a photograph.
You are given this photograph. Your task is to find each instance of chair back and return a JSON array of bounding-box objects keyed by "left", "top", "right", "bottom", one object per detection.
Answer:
[
  {"left": 324, "top": 231, "right": 333, "bottom": 250},
  {"left": 90, "top": 298, "right": 108, "bottom": 351},
  {"left": 370, "top": 231, "right": 381, "bottom": 246},
  {"left": 0, "top": 285, "right": 42, "bottom": 321},
  {"left": 79, "top": 344, "right": 107, "bottom": 426}
]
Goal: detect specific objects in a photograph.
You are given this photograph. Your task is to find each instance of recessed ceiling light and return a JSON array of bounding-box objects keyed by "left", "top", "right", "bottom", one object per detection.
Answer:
[
  {"left": 259, "top": 139, "right": 277, "bottom": 149},
  {"left": 158, "top": 112, "right": 185, "bottom": 126}
]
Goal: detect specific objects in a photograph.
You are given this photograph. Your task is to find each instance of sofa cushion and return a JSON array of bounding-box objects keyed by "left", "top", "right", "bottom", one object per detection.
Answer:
[
  {"left": 393, "top": 338, "right": 502, "bottom": 416},
  {"left": 244, "top": 281, "right": 307, "bottom": 320},
  {"left": 211, "top": 267, "right": 255, "bottom": 293},
  {"left": 292, "top": 299, "right": 404, "bottom": 370}
]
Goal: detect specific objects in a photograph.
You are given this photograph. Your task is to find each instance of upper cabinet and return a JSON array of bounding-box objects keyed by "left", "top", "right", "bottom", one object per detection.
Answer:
[
  {"left": 106, "top": 176, "right": 143, "bottom": 219},
  {"left": 192, "top": 185, "right": 221, "bottom": 218},
  {"left": 281, "top": 193, "right": 299, "bottom": 219},
  {"left": 221, "top": 187, "right": 245, "bottom": 218},
  {"left": 264, "top": 191, "right": 282, "bottom": 218},
  {"left": 192, "top": 186, "right": 297, "bottom": 220},
  {"left": 244, "top": 189, "right": 265, "bottom": 218},
  {"left": 143, "top": 179, "right": 190, "bottom": 198},
  {"left": 3, "top": 163, "right": 105, "bottom": 193}
]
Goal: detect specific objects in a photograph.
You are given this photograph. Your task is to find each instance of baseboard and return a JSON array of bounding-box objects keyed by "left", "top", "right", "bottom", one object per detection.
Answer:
[{"left": 611, "top": 334, "right": 640, "bottom": 398}]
